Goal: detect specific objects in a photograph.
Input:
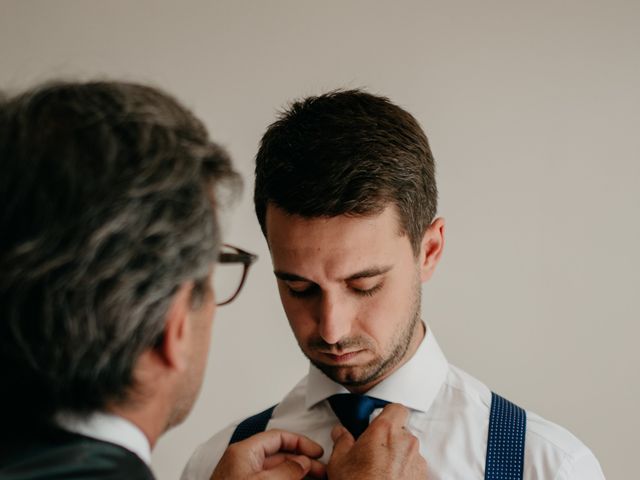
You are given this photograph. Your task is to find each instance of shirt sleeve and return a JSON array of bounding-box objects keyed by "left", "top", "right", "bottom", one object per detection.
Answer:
[
  {"left": 555, "top": 449, "right": 606, "bottom": 480},
  {"left": 180, "top": 423, "right": 236, "bottom": 480}
]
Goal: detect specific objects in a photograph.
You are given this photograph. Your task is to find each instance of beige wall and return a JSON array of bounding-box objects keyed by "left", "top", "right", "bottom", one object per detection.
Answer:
[{"left": 2, "top": 1, "right": 638, "bottom": 478}]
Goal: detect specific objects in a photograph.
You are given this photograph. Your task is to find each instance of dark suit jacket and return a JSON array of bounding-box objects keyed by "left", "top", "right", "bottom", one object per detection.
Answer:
[{"left": 0, "top": 426, "right": 155, "bottom": 479}]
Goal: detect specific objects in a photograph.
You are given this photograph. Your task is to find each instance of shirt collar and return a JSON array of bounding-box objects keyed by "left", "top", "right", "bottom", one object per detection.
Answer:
[
  {"left": 54, "top": 410, "right": 152, "bottom": 465},
  {"left": 305, "top": 324, "right": 449, "bottom": 413}
]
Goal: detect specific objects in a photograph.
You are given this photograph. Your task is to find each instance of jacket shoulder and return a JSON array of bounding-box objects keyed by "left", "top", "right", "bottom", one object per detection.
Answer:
[{"left": 0, "top": 428, "right": 154, "bottom": 480}]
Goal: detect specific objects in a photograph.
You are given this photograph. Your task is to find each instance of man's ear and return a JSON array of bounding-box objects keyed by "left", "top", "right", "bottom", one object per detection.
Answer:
[
  {"left": 156, "top": 282, "right": 193, "bottom": 372},
  {"left": 418, "top": 217, "right": 445, "bottom": 283}
]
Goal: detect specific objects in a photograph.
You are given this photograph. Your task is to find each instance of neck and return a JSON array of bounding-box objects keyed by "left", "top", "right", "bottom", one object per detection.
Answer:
[
  {"left": 107, "top": 346, "right": 186, "bottom": 450},
  {"left": 107, "top": 389, "right": 173, "bottom": 450}
]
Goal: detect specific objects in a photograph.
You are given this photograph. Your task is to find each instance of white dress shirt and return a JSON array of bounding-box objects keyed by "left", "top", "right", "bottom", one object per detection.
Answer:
[
  {"left": 181, "top": 327, "right": 604, "bottom": 479},
  {"left": 55, "top": 410, "right": 152, "bottom": 465}
]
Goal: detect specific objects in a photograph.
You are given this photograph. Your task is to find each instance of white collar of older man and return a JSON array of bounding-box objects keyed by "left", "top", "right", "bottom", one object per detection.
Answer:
[{"left": 55, "top": 410, "right": 151, "bottom": 465}]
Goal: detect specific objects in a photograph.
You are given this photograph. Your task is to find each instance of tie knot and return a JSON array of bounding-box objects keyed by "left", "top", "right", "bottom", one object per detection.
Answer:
[{"left": 328, "top": 394, "right": 389, "bottom": 439}]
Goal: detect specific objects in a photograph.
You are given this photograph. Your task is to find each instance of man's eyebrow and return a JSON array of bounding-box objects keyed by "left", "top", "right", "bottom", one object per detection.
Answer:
[
  {"left": 274, "top": 271, "right": 312, "bottom": 282},
  {"left": 274, "top": 266, "right": 392, "bottom": 283},
  {"left": 346, "top": 265, "right": 392, "bottom": 280}
]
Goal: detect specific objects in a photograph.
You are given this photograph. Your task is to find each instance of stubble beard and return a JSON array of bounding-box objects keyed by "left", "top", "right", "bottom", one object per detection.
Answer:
[
  {"left": 165, "top": 370, "right": 200, "bottom": 432},
  {"left": 306, "top": 280, "right": 422, "bottom": 390}
]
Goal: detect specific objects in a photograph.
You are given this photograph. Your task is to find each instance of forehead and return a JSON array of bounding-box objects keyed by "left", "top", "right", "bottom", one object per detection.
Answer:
[{"left": 265, "top": 204, "right": 409, "bottom": 277}]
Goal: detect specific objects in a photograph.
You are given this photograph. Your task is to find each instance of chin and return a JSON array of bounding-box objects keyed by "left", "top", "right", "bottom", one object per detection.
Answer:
[
  {"left": 165, "top": 404, "right": 192, "bottom": 432},
  {"left": 166, "top": 388, "right": 198, "bottom": 431},
  {"left": 313, "top": 361, "right": 384, "bottom": 388}
]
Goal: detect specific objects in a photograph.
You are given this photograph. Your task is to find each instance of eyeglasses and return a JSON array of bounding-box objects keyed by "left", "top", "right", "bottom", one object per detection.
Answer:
[{"left": 214, "top": 244, "right": 258, "bottom": 306}]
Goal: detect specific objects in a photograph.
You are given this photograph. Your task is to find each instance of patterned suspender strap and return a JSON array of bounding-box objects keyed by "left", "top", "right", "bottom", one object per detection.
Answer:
[
  {"left": 484, "top": 392, "right": 527, "bottom": 480},
  {"left": 229, "top": 405, "right": 277, "bottom": 445}
]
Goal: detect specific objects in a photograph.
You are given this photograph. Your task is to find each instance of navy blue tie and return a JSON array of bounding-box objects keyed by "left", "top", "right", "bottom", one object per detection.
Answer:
[{"left": 328, "top": 394, "right": 390, "bottom": 439}]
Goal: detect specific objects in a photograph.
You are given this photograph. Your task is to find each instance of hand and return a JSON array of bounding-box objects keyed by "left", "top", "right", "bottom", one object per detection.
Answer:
[
  {"left": 327, "top": 403, "right": 427, "bottom": 479},
  {"left": 210, "top": 429, "right": 326, "bottom": 480}
]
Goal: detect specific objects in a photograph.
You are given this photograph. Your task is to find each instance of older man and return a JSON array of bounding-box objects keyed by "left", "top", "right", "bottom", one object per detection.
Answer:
[{"left": 0, "top": 81, "right": 424, "bottom": 480}]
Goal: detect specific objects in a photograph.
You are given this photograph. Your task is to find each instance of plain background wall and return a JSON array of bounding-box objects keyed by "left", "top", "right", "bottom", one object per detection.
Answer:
[{"left": 2, "top": 1, "right": 638, "bottom": 478}]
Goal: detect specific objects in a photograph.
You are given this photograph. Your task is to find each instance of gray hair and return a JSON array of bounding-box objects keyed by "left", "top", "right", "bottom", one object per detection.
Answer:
[{"left": 0, "top": 81, "right": 240, "bottom": 425}]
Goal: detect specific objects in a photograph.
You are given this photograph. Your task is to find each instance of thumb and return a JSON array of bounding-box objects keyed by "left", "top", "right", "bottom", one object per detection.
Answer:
[
  {"left": 329, "top": 425, "right": 354, "bottom": 462},
  {"left": 258, "top": 455, "right": 311, "bottom": 480}
]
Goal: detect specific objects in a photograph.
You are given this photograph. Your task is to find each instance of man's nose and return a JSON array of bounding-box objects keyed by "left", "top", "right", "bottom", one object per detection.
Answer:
[{"left": 316, "top": 291, "right": 352, "bottom": 345}]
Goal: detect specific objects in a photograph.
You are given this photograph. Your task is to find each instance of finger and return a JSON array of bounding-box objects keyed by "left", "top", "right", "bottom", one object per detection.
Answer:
[
  {"left": 241, "top": 429, "right": 324, "bottom": 462},
  {"left": 370, "top": 402, "right": 410, "bottom": 429},
  {"left": 306, "top": 458, "right": 327, "bottom": 479},
  {"left": 263, "top": 454, "right": 326, "bottom": 479},
  {"left": 257, "top": 455, "right": 310, "bottom": 480},
  {"left": 263, "top": 453, "right": 288, "bottom": 470},
  {"left": 330, "top": 424, "right": 349, "bottom": 443},
  {"left": 329, "top": 424, "right": 354, "bottom": 462},
  {"left": 289, "top": 432, "right": 324, "bottom": 458}
]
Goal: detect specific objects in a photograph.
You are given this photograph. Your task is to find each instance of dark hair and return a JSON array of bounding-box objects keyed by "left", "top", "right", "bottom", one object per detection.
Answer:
[
  {"left": 0, "top": 80, "right": 240, "bottom": 426},
  {"left": 254, "top": 89, "right": 437, "bottom": 254}
]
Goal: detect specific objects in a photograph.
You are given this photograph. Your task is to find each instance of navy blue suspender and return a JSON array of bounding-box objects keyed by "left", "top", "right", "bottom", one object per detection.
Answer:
[
  {"left": 484, "top": 393, "right": 527, "bottom": 480},
  {"left": 228, "top": 405, "right": 277, "bottom": 445},
  {"left": 229, "top": 392, "right": 527, "bottom": 479}
]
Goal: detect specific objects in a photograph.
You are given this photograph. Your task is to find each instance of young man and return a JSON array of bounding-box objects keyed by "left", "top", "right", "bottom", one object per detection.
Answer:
[
  {"left": 0, "top": 80, "right": 330, "bottom": 480},
  {"left": 183, "top": 90, "right": 605, "bottom": 479}
]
